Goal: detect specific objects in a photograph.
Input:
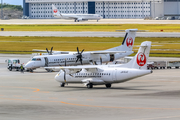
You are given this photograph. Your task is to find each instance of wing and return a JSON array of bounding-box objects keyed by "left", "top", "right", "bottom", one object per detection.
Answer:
[
  {"left": 32, "top": 49, "right": 73, "bottom": 54},
  {"left": 90, "top": 51, "right": 126, "bottom": 54},
  {"left": 45, "top": 65, "right": 103, "bottom": 74},
  {"left": 32, "top": 49, "right": 48, "bottom": 52}
]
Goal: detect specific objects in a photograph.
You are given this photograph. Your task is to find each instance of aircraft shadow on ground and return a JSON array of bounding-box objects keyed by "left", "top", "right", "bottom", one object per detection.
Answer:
[{"left": 54, "top": 85, "right": 161, "bottom": 92}]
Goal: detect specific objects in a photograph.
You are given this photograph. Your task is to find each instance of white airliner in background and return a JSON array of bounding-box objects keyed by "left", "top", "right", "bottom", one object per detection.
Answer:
[
  {"left": 52, "top": 4, "right": 103, "bottom": 22},
  {"left": 47, "top": 41, "right": 152, "bottom": 88},
  {"left": 25, "top": 29, "right": 137, "bottom": 72}
]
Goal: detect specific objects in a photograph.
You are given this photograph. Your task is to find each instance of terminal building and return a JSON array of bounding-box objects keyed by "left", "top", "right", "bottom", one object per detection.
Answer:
[{"left": 23, "top": 0, "right": 180, "bottom": 19}]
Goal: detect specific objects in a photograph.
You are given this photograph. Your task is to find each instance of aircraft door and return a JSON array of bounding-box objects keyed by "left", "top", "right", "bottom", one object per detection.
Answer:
[
  {"left": 110, "top": 54, "right": 114, "bottom": 62},
  {"left": 112, "top": 69, "right": 117, "bottom": 81},
  {"left": 44, "top": 57, "right": 48, "bottom": 67}
]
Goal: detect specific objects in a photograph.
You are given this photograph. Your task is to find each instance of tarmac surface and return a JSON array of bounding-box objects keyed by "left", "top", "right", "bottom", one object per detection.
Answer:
[
  {"left": 0, "top": 19, "right": 180, "bottom": 24},
  {"left": 1, "top": 54, "right": 180, "bottom": 120},
  {"left": 0, "top": 31, "right": 180, "bottom": 37}
]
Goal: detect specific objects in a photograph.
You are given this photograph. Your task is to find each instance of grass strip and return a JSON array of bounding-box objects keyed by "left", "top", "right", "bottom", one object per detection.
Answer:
[
  {"left": 0, "top": 36, "right": 180, "bottom": 57},
  {"left": 0, "top": 24, "right": 180, "bottom": 32}
]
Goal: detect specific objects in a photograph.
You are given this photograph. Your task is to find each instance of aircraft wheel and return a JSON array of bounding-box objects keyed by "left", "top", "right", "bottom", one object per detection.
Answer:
[
  {"left": 105, "top": 84, "right": 111, "bottom": 88},
  {"left": 87, "top": 83, "right": 93, "bottom": 89},
  {"left": 60, "top": 83, "right": 65, "bottom": 87},
  {"left": 46, "top": 69, "right": 52, "bottom": 72}
]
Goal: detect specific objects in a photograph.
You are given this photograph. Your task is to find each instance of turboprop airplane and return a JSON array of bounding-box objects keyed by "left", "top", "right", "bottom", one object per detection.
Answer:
[
  {"left": 46, "top": 41, "right": 152, "bottom": 88},
  {"left": 25, "top": 29, "right": 137, "bottom": 72},
  {"left": 52, "top": 4, "right": 102, "bottom": 22}
]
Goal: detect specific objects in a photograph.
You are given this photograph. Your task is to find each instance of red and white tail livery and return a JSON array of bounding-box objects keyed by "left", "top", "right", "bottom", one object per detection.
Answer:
[{"left": 121, "top": 41, "right": 151, "bottom": 69}]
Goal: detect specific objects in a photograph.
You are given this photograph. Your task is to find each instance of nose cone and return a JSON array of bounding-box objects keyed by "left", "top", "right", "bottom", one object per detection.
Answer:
[
  {"left": 24, "top": 61, "right": 33, "bottom": 69},
  {"left": 55, "top": 73, "right": 60, "bottom": 82}
]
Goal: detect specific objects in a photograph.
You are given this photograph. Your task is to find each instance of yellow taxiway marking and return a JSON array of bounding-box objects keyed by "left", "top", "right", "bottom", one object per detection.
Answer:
[
  {"left": 0, "top": 97, "right": 180, "bottom": 110},
  {"left": 33, "top": 89, "right": 40, "bottom": 92},
  {"left": 132, "top": 115, "right": 180, "bottom": 120},
  {"left": 0, "top": 86, "right": 40, "bottom": 93}
]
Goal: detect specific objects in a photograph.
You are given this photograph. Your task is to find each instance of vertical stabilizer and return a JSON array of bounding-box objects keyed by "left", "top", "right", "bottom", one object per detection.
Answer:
[
  {"left": 52, "top": 4, "right": 60, "bottom": 15},
  {"left": 107, "top": 29, "right": 137, "bottom": 51},
  {"left": 122, "top": 41, "right": 151, "bottom": 69}
]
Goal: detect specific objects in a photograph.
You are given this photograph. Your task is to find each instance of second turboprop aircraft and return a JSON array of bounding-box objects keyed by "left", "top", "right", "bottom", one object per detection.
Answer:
[{"left": 25, "top": 29, "right": 137, "bottom": 72}]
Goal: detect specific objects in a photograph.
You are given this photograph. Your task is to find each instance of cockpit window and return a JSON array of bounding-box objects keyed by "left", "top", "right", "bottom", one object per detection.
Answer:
[{"left": 31, "top": 58, "right": 41, "bottom": 61}]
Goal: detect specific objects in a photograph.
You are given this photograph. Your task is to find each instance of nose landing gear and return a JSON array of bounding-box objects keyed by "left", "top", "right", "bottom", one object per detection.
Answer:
[
  {"left": 87, "top": 83, "right": 93, "bottom": 89},
  {"left": 60, "top": 83, "right": 65, "bottom": 87}
]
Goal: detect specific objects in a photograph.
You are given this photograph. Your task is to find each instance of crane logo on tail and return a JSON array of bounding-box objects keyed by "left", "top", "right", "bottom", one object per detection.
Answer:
[
  {"left": 137, "top": 52, "right": 146, "bottom": 66},
  {"left": 54, "top": 9, "right": 58, "bottom": 13},
  {"left": 126, "top": 37, "right": 133, "bottom": 48}
]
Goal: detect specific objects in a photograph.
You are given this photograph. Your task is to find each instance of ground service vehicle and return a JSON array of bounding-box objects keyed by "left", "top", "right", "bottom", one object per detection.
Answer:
[
  {"left": 6, "top": 58, "right": 23, "bottom": 71},
  {"left": 147, "top": 61, "right": 166, "bottom": 69},
  {"left": 167, "top": 61, "right": 180, "bottom": 69}
]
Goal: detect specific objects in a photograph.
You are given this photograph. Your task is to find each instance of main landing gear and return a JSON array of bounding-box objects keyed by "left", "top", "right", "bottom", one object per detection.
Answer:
[
  {"left": 29, "top": 69, "right": 33, "bottom": 72},
  {"left": 60, "top": 83, "right": 65, "bottom": 87},
  {"left": 105, "top": 84, "right": 111, "bottom": 88}
]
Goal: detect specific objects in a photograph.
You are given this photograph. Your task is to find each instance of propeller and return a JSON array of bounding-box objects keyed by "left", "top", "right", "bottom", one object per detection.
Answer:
[
  {"left": 46, "top": 47, "right": 53, "bottom": 55},
  {"left": 75, "top": 47, "right": 84, "bottom": 65}
]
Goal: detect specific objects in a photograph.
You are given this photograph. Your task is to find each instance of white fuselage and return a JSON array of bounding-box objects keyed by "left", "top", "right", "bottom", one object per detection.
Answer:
[
  {"left": 25, "top": 51, "right": 133, "bottom": 69},
  {"left": 55, "top": 65, "right": 152, "bottom": 85},
  {"left": 54, "top": 13, "right": 102, "bottom": 20}
]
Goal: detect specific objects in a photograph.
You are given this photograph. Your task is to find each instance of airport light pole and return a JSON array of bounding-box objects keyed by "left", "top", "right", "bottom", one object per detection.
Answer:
[{"left": 1, "top": 0, "right": 3, "bottom": 19}]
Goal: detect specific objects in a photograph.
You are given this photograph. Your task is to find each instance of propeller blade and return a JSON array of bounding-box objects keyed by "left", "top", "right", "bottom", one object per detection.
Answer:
[
  {"left": 81, "top": 49, "right": 84, "bottom": 54},
  {"left": 77, "top": 47, "right": 79, "bottom": 54},
  {"left": 100, "top": 57, "right": 102, "bottom": 65},
  {"left": 65, "top": 58, "right": 66, "bottom": 66},
  {"left": 80, "top": 58, "right": 83, "bottom": 65},
  {"left": 50, "top": 47, "right": 53, "bottom": 55},
  {"left": 76, "top": 58, "right": 79, "bottom": 63},
  {"left": 46, "top": 48, "right": 49, "bottom": 54}
]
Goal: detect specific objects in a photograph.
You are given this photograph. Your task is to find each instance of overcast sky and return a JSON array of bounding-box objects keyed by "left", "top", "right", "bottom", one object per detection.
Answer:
[{"left": 2, "top": 0, "right": 23, "bottom": 6}]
